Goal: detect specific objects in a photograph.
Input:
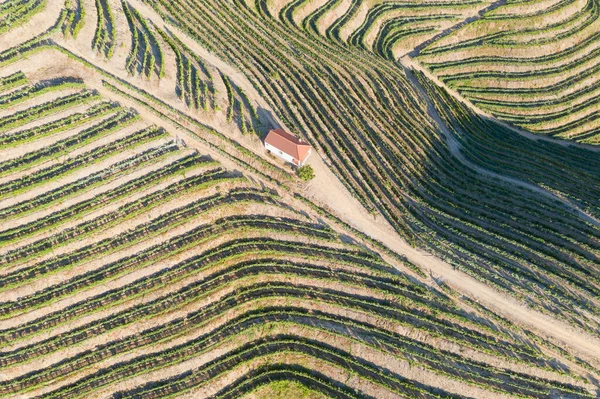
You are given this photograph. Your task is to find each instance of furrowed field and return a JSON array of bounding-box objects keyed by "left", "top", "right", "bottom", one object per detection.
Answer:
[{"left": 0, "top": 0, "right": 599, "bottom": 398}]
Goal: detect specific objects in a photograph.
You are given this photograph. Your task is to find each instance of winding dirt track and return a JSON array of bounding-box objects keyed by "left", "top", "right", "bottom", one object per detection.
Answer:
[
  {"left": 2, "top": 0, "right": 599, "bottom": 378},
  {"left": 315, "top": 180, "right": 600, "bottom": 362},
  {"left": 402, "top": 55, "right": 600, "bottom": 153},
  {"left": 407, "top": 0, "right": 508, "bottom": 58},
  {"left": 401, "top": 64, "right": 600, "bottom": 230},
  {"left": 302, "top": 117, "right": 600, "bottom": 362}
]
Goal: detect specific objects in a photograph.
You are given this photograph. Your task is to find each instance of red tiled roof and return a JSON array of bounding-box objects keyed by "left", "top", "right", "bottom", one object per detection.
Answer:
[{"left": 265, "top": 129, "right": 312, "bottom": 163}]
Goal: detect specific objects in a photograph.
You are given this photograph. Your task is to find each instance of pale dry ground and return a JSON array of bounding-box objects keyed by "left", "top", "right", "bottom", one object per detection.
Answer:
[
  {"left": 0, "top": 147, "right": 196, "bottom": 275},
  {"left": 98, "top": 0, "right": 290, "bottom": 157},
  {"left": 2, "top": 249, "right": 362, "bottom": 355},
  {"left": 2, "top": 191, "right": 279, "bottom": 301},
  {"left": 2, "top": 237, "right": 334, "bottom": 374},
  {"left": 471, "top": 86, "right": 600, "bottom": 119},
  {"left": 0, "top": 0, "right": 64, "bottom": 52},
  {"left": 557, "top": 122, "right": 600, "bottom": 143},
  {"left": 0, "top": 82, "right": 27, "bottom": 98},
  {"left": 391, "top": 30, "right": 445, "bottom": 59},
  {"left": 427, "top": 35, "right": 600, "bottom": 75},
  {"left": 2, "top": 0, "right": 600, "bottom": 395},
  {"left": 74, "top": 0, "right": 276, "bottom": 160},
  {"left": 16, "top": 272, "right": 553, "bottom": 399},
  {"left": 0, "top": 162, "right": 215, "bottom": 256},
  {"left": 0, "top": 105, "right": 114, "bottom": 182},
  {"left": 242, "top": 381, "right": 327, "bottom": 399},
  {"left": 426, "top": 0, "right": 588, "bottom": 51},
  {"left": 0, "top": 87, "right": 82, "bottom": 119},
  {"left": 9, "top": 0, "right": 600, "bottom": 364},
  {"left": 492, "top": 8, "right": 593, "bottom": 45},
  {"left": 361, "top": 9, "right": 451, "bottom": 48},
  {"left": 338, "top": 0, "right": 370, "bottom": 41},
  {"left": 0, "top": 121, "right": 152, "bottom": 212},
  {"left": 263, "top": 0, "right": 290, "bottom": 17},
  {"left": 527, "top": 103, "right": 600, "bottom": 134},
  {"left": 266, "top": 0, "right": 495, "bottom": 61},
  {"left": 0, "top": 117, "right": 148, "bottom": 178},
  {"left": 0, "top": 144, "right": 182, "bottom": 238},
  {"left": 8, "top": 260, "right": 415, "bottom": 396},
  {"left": 89, "top": 323, "right": 511, "bottom": 399},
  {"left": 448, "top": 56, "right": 600, "bottom": 90},
  {"left": 403, "top": 55, "right": 600, "bottom": 152},
  {"left": 1, "top": 237, "right": 376, "bottom": 390},
  {"left": 107, "top": 353, "right": 393, "bottom": 399},
  {"left": 362, "top": 4, "right": 494, "bottom": 59},
  {"left": 485, "top": 0, "right": 564, "bottom": 17},
  {"left": 457, "top": 71, "right": 600, "bottom": 103},
  {"left": 0, "top": 100, "right": 104, "bottom": 165},
  {"left": 0, "top": 116, "right": 148, "bottom": 186},
  {"left": 5, "top": 187, "right": 583, "bottom": 395},
  {"left": 0, "top": 182, "right": 254, "bottom": 331},
  {"left": 290, "top": 0, "right": 328, "bottom": 26},
  {"left": 7, "top": 290, "right": 595, "bottom": 397},
  {"left": 316, "top": 0, "right": 352, "bottom": 35}
]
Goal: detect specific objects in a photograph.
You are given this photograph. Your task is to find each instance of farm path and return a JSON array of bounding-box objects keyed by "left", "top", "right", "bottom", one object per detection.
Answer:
[
  {"left": 6, "top": 0, "right": 598, "bottom": 370},
  {"left": 402, "top": 64, "right": 600, "bottom": 230},
  {"left": 401, "top": 55, "right": 600, "bottom": 153},
  {"left": 407, "top": 0, "right": 508, "bottom": 58},
  {"left": 0, "top": 0, "right": 63, "bottom": 53},
  {"left": 312, "top": 170, "right": 600, "bottom": 362},
  {"left": 112, "top": 2, "right": 600, "bottom": 363}
]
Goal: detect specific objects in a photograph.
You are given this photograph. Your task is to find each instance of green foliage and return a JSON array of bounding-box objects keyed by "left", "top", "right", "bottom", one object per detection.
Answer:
[
  {"left": 122, "top": 1, "right": 164, "bottom": 79},
  {"left": 220, "top": 73, "right": 258, "bottom": 134},
  {"left": 1, "top": 2, "right": 599, "bottom": 398},
  {"left": 0, "top": 0, "right": 46, "bottom": 36},
  {"left": 297, "top": 165, "right": 315, "bottom": 181},
  {"left": 415, "top": 0, "right": 600, "bottom": 142},
  {"left": 62, "top": 0, "right": 84, "bottom": 38},
  {"left": 156, "top": 25, "right": 215, "bottom": 108},
  {"left": 242, "top": 380, "right": 327, "bottom": 399},
  {"left": 92, "top": 0, "right": 116, "bottom": 58}
]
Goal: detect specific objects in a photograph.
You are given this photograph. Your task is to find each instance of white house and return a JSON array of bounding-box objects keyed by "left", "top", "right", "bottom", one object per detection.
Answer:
[{"left": 264, "top": 128, "right": 312, "bottom": 167}]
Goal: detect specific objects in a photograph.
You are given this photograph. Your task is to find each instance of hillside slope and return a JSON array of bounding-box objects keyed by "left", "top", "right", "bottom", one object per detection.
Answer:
[{"left": 0, "top": 0, "right": 599, "bottom": 398}]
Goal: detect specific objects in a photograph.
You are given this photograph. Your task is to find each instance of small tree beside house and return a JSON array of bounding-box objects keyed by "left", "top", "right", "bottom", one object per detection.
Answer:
[{"left": 297, "top": 165, "right": 315, "bottom": 181}]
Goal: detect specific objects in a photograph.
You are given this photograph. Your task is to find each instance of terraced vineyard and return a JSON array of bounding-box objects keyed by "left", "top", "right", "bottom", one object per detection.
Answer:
[
  {"left": 269, "top": 0, "right": 498, "bottom": 59},
  {"left": 0, "top": 0, "right": 46, "bottom": 36},
  {"left": 415, "top": 0, "right": 600, "bottom": 143},
  {"left": 1, "top": 0, "right": 600, "bottom": 398}
]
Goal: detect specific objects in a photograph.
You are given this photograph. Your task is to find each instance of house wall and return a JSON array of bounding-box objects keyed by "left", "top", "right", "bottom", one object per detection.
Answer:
[
  {"left": 265, "top": 142, "right": 297, "bottom": 165},
  {"left": 298, "top": 148, "right": 312, "bottom": 167}
]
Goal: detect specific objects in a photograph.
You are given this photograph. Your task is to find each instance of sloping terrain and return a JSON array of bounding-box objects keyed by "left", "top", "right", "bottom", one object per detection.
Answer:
[
  {"left": 136, "top": 0, "right": 600, "bottom": 333},
  {"left": 415, "top": 0, "right": 600, "bottom": 143},
  {"left": 0, "top": 0, "right": 599, "bottom": 398}
]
